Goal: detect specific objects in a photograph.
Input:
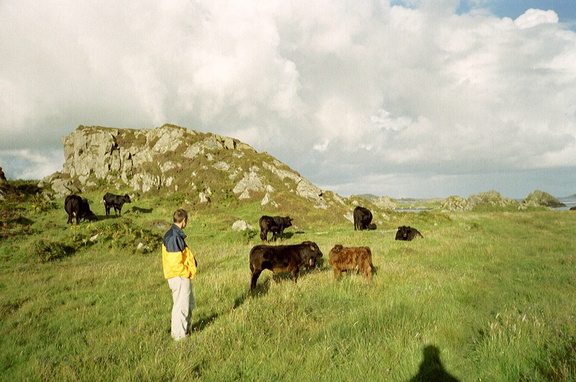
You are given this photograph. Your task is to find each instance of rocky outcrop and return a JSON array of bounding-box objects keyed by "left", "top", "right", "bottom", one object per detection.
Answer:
[
  {"left": 232, "top": 220, "right": 253, "bottom": 231},
  {"left": 441, "top": 190, "right": 563, "bottom": 212},
  {"left": 440, "top": 191, "right": 518, "bottom": 211},
  {"left": 523, "top": 190, "right": 565, "bottom": 208},
  {"left": 0, "top": 167, "right": 17, "bottom": 200},
  {"left": 373, "top": 196, "right": 397, "bottom": 210},
  {"left": 467, "top": 190, "right": 519, "bottom": 209},
  {"left": 41, "top": 124, "right": 345, "bottom": 210},
  {"left": 441, "top": 195, "right": 469, "bottom": 212}
]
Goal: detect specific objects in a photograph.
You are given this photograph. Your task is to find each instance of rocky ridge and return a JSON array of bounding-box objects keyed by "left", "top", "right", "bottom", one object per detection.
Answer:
[
  {"left": 41, "top": 124, "right": 343, "bottom": 210},
  {"left": 440, "top": 190, "right": 565, "bottom": 212}
]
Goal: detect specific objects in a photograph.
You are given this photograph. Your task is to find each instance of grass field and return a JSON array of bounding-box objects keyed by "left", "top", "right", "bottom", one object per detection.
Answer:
[{"left": 1, "top": 185, "right": 575, "bottom": 381}]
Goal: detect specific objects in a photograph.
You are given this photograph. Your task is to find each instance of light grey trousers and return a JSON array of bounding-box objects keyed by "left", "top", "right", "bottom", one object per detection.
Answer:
[{"left": 167, "top": 276, "right": 195, "bottom": 340}]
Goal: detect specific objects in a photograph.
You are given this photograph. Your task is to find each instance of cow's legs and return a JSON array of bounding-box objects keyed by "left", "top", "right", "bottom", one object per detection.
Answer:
[
  {"left": 333, "top": 268, "right": 340, "bottom": 279},
  {"left": 290, "top": 269, "right": 299, "bottom": 283},
  {"left": 250, "top": 270, "right": 262, "bottom": 290}
]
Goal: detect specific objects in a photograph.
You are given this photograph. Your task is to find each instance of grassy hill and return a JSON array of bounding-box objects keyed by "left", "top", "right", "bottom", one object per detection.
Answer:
[{"left": 1, "top": 181, "right": 575, "bottom": 381}]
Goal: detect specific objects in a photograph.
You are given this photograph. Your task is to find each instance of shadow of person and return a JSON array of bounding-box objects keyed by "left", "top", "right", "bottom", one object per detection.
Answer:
[{"left": 408, "top": 345, "right": 460, "bottom": 382}]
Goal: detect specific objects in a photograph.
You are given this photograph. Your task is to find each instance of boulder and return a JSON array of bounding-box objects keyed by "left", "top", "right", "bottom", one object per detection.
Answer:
[
  {"left": 523, "top": 190, "right": 565, "bottom": 208},
  {"left": 233, "top": 168, "right": 266, "bottom": 196},
  {"left": 0, "top": 167, "right": 13, "bottom": 200},
  {"left": 373, "top": 196, "right": 397, "bottom": 210},
  {"left": 39, "top": 124, "right": 349, "bottom": 217},
  {"left": 467, "top": 190, "right": 519, "bottom": 209},
  {"left": 232, "top": 220, "right": 253, "bottom": 231},
  {"left": 441, "top": 195, "right": 469, "bottom": 212}
]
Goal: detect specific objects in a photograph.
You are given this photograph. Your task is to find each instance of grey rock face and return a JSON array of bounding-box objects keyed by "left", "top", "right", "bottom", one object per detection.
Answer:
[{"left": 41, "top": 124, "right": 346, "bottom": 211}]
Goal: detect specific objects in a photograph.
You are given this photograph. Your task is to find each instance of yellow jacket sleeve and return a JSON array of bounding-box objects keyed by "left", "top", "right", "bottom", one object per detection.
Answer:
[{"left": 183, "top": 247, "right": 197, "bottom": 279}]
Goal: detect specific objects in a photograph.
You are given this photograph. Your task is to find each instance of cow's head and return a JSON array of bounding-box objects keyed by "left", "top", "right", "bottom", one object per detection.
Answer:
[
  {"left": 330, "top": 244, "right": 344, "bottom": 253},
  {"left": 301, "top": 241, "right": 323, "bottom": 267},
  {"left": 397, "top": 226, "right": 412, "bottom": 239},
  {"left": 81, "top": 198, "right": 96, "bottom": 218}
]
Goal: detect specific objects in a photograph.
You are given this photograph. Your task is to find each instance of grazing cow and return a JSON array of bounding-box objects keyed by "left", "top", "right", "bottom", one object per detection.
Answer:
[
  {"left": 395, "top": 226, "right": 424, "bottom": 241},
  {"left": 328, "top": 244, "right": 374, "bottom": 279},
  {"left": 64, "top": 195, "right": 95, "bottom": 225},
  {"left": 249, "top": 241, "right": 323, "bottom": 290},
  {"left": 259, "top": 215, "right": 293, "bottom": 242},
  {"left": 353, "top": 206, "right": 372, "bottom": 230},
  {"left": 103, "top": 193, "right": 131, "bottom": 216}
]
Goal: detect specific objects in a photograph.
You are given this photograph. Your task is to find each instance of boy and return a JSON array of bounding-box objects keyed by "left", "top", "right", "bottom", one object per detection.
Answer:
[{"left": 162, "top": 209, "right": 197, "bottom": 340}]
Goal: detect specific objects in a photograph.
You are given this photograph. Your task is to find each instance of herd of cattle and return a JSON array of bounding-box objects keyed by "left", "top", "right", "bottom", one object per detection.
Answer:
[
  {"left": 64, "top": 195, "right": 422, "bottom": 290},
  {"left": 64, "top": 193, "right": 131, "bottom": 224}
]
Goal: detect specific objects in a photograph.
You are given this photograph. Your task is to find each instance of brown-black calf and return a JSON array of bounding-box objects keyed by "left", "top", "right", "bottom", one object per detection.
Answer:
[
  {"left": 249, "top": 241, "right": 323, "bottom": 290},
  {"left": 353, "top": 206, "right": 372, "bottom": 230},
  {"left": 259, "top": 215, "right": 293, "bottom": 241},
  {"left": 395, "top": 226, "right": 424, "bottom": 241},
  {"left": 103, "top": 192, "right": 131, "bottom": 216},
  {"left": 65, "top": 195, "right": 94, "bottom": 225}
]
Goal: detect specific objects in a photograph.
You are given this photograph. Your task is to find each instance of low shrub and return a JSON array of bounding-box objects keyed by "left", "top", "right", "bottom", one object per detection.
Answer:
[{"left": 33, "top": 239, "right": 75, "bottom": 263}]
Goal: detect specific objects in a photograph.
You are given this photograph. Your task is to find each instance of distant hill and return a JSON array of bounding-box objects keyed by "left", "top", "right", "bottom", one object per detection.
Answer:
[
  {"left": 354, "top": 194, "right": 379, "bottom": 202},
  {"left": 38, "top": 125, "right": 565, "bottom": 219},
  {"left": 40, "top": 124, "right": 352, "bottom": 216}
]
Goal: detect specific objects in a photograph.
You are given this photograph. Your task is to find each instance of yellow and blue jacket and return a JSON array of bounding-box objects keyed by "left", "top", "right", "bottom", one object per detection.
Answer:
[{"left": 162, "top": 224, "right": 197, "bottom": 280}]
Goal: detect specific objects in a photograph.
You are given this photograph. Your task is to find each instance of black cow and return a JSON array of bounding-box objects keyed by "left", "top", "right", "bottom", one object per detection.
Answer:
[
  {"left": 64, "top": 195, "right": 95, "bottom": 225},
  {"left": 249, "top": 241, "right": 323, "bottom": 290},
  {"left": 395, "top": 226, "right": 424, "bottom": 241},
  {"left": 353, "top": 206, "right": 372, "bottom": 230},
  {"left": 103, "top": 193, "right": 131, "bottom": 216},
  {"left": 259, "top": 215, "right": 293, "bottom": 242}
]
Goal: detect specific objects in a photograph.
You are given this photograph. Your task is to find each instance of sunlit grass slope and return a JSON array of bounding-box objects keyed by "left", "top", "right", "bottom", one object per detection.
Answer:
[{"left": 1, "top": 183, "right": 575, "bottom": 381}]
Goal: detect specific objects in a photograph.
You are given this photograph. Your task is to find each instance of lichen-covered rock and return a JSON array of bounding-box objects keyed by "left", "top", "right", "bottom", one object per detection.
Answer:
[
  {"left": 232, "top": 220, "right": 253, "bottom": 231},
  {"left": 296, "top": 179, "right": 327, "bottom": 208},
  {"left": 373, "top": 196, "right": 397, "bottom": 210},
  {"left": 40, "top": 124, "right": 349, "bottom": 216},
  {"left": 150, "top": 125, "right": 187, "bottom": 152},
  {"left": 467, "top": 190, "right": 519, "bottom": 209},
  {"left": 441, "top": 195, "right": 469, "bottom": 212},
  {"left": 0, "top": 167, "right": 7, "bottom": 184},
  {"left": 233, "top": 168, "right": 266, "bottom": 197},
  {"left": 0, "top": 166, "right": 15, "bottom": 200},
  {"left": 523, "top": 190, "right": 565, "bottom": 208}
]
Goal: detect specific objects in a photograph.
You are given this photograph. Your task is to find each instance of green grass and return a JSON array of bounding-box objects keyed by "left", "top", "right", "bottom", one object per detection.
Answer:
[{"left": 1, "top": 185, "right": 575, "bottom": 381}]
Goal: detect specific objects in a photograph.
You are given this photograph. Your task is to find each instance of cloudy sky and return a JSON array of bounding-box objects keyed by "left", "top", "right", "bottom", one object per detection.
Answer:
[{"left": 1, "top": 0, "right": 575, "bottom": 199}]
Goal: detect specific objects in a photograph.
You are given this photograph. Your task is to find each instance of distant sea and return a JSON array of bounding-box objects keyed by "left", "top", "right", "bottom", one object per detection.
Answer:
[
  {"left": 395, "top": 195, "right": 576, "bottom": 212},
  {"left": 556, "top": 195, "right": 576, "bottom": 210}
]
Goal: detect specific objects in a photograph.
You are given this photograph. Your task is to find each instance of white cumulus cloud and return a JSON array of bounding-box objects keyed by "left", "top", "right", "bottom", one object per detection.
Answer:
[{"left": 1, "top": 1, "right": 575, "bottom": 198}]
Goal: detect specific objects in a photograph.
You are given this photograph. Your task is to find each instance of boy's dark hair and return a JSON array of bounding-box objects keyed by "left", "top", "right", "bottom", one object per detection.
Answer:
[{"left": 173, "top": 209, "right": 188, "bottom": 223}]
